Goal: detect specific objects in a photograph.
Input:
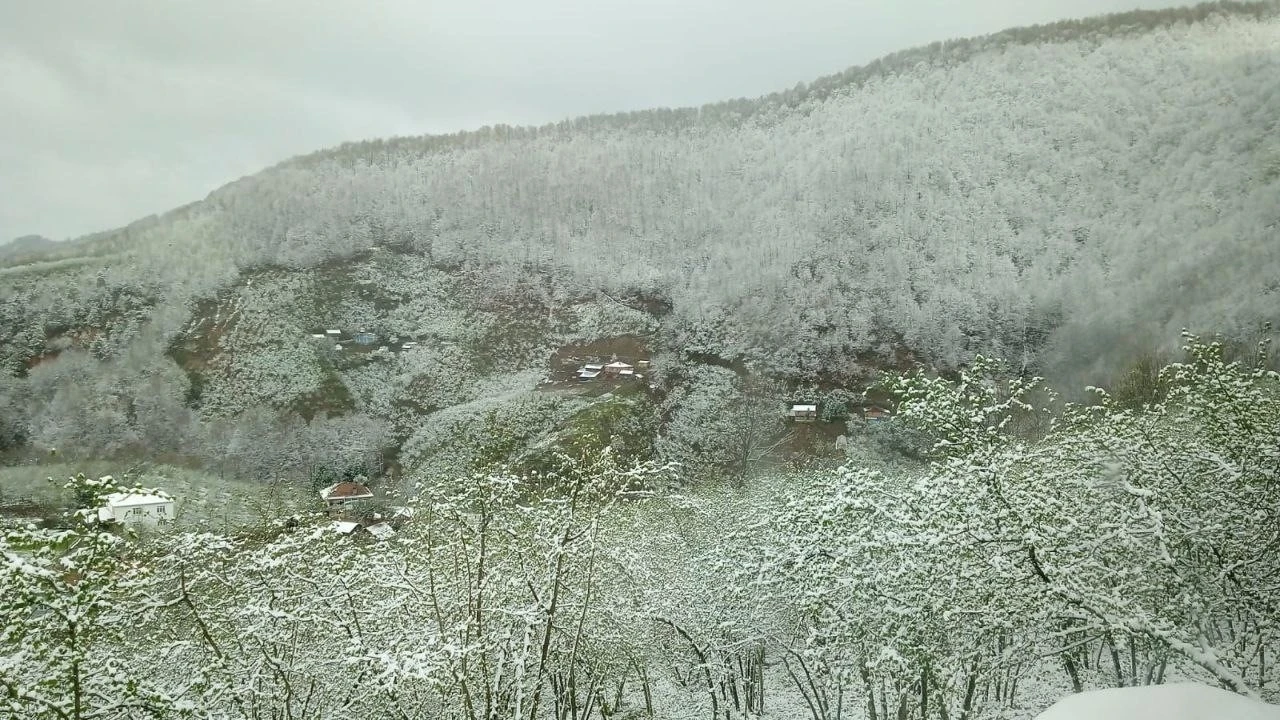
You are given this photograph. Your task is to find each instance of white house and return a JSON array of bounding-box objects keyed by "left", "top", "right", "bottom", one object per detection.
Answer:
[
  {"left": 788, "top": 404, "right": 819, "bottom": 422},
  {"left": 97, "top": 491, "right": 175, "bottom": 526}
]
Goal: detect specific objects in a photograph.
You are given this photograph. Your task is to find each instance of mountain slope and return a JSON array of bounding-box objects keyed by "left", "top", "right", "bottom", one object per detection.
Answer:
[{"left": 1, "top": 1, "right": 1278, "bottom": 471}]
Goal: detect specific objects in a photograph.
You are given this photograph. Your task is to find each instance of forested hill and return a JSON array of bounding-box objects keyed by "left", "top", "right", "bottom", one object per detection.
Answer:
[{"left": 1, "top": 2, "right": 1278, "bottom": 464}]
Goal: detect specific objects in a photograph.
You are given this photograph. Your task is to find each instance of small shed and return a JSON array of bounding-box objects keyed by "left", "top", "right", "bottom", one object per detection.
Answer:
[
  {"left": 619, "top": 368, "right": 635, "bottom": 378},
  {"left": 310, "top": 333, "right": 327, "bottom": 339},
  {"left": 325, "top": 329, "right": 341, "bottom": 336},
  {"left": 583, "top": 363, "right": 604, "bottom": 372},
  {"left": 789, "top": 404, "right": 819, "bottom": 423},
  {"left": 636, "top": 359, "right": 651, "bottom": 369},
  {"left": 352, "top": 332, "right": 377, "bottom": 346},
  {"left": 578, "top": 370, "right": 601, "bottom": 381},
  {"left": 366, "top": 522, "right": 396, "bottom": 541}
]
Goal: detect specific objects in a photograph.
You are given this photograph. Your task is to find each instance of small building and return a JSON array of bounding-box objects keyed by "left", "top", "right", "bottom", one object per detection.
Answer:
[
  {"left": 97, "top": 490, "right": 175, "bottom": 526},
  {"left": 331, "top": 520, "right": 360, "bottom": 535},
  {"left": 583, "top": 363, "right": 604, "bottom": 372},
  {"left": 352, "top": 332, "right": 377, "bottom": 346},
  {"left": 325, "top": 329, "right": 341, "bottom": 336},
  {"left": 619, "top": 368, "right": 636, "bottom": 378},
  {"left": 320, "top": 480, "right": 374, "bottom": 510},
  {"left": 789, "top": 404, "right": 819, "bottom": 423},
  {"left": 864, "top": 405, "right": 893, "bottom": 423},
  {"left": 578, "top": 370, "right": 601, "bottom": 381},
  {"left": 365, "top": 522, "right": 396, "bottom": 541},
  {"left": 310, "top": 333, "right": 327, "bottom": 339},
  {"left": 603, "top": 361, "right": 634, "bottom": 377},
  {"left": 636, "top": 359, "right": 651, "bottom": 369}
]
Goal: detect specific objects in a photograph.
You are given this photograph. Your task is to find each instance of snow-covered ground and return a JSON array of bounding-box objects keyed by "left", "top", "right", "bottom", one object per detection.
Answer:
[{"left": 1034, "top": 684, "right": 1280, "bottom": 720}]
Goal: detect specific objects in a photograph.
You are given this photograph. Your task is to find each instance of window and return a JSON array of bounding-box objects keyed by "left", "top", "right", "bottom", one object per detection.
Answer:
[{"left": 155, "top": 505, "right": 166, "bottom": 515}]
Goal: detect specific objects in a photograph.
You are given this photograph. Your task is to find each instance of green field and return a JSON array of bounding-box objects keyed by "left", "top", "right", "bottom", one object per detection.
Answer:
[{"left": 0, "top": 462, "right": 314, "bottom": 530}]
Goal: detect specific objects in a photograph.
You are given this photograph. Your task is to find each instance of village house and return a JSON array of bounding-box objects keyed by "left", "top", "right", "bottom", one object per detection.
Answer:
[
  {"left": 864, "top": 405, "right": 893, "bottom": 423},
  {"left": 788, "top": 404, "right": 819, "bottom": 423},
  {"left": 602, "top": 361, "right": 634, "bottom": 377},
  {"left": 97, "top": 490, "right": 176, "bottom": 526},
  {"left": 320, "top": 480, "right": 374, "bottom": 511}
]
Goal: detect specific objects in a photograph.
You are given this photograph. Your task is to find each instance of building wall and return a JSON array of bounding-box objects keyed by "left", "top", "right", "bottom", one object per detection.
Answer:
[{"left": 108, "top": 501, "right": 175, "bottom": 525}]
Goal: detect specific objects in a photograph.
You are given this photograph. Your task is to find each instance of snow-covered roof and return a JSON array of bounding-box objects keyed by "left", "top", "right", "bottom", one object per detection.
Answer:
[
  {"left": 325, "top": 329, "right": 341, "bottom": 335},
  {"left": 604, "top": 361, "right": 633, "bottom": 369},
  {"left": 331, "top": 521, "right": 359, "bottom": 535},
  {"left": 619, "top": 369, "right": 635, "bottom": 376},
  {"left": 583, "top": 363, "right": 604, "bottom": 371},
  {"left": 310, "top": 333, "right": 326, "bottom": 339},
  {"left": 366, "top": 522, "right": 395, "bottom": 540},
  {"left": 97, "top": 507, "right": 113, "bottom": 522},
  {"left": 320, "top": 482, "right": 373, "bottom": 502},
  {"left": 578, "top": 370, "right": 601, "bottom": 379},
  {"left": 104, "top": 491, "right": 172, "bottom": 508},
  {"left": 791, "top": 404, "right": 818, "bottom": 413}
]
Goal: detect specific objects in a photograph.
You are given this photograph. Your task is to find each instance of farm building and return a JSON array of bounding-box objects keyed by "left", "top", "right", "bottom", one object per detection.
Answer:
[
  {"left": 788, "top": 404, "right": 819, "bottom": 422},
  {"left": 97, "top": 490, "right": 175, "bottom": 526}
]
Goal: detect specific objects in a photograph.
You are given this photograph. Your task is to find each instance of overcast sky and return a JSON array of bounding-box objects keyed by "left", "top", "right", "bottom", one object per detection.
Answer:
[{"left": 0, "top": 0, "right": 1185, "bottom": 242}]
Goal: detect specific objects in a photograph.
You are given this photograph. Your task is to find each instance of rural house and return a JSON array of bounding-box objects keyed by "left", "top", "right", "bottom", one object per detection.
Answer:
[
  {"left": 320, "top": 480, "right": 374, "bottom": 510},
  {"left": 864, "top": 405, "right": 893, "bottom": 423},
  {"left": 788, "top": 404, "right": 819, "bottom": 422},
  {"left": 97, "top": 490, "right": 175, "bottom": 526},
  {"left": 602, "top": 361, "right": 634, "bottom": 377}
]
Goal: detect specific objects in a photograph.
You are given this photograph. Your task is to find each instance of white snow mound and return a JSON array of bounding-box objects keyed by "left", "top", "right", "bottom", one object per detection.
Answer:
[{"left": 1035, "top": 683, "right": 1280, "bottom": 720}]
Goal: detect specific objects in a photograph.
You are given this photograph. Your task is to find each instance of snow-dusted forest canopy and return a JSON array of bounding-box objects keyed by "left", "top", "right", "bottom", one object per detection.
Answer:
[
  {"left": 2, "top": 3, "right": 1280, "bottom": 717},
  {"left": 3, "top": 333, "right": 1279, "bottom": 719},
  {"left": 4, "top": 3, "right": 1279, "bottom": 378}
]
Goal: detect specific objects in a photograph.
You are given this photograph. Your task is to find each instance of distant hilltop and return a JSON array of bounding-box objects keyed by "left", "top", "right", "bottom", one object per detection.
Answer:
[{"left": 1, "top": 234, "right": 55, "bottom": 253}]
